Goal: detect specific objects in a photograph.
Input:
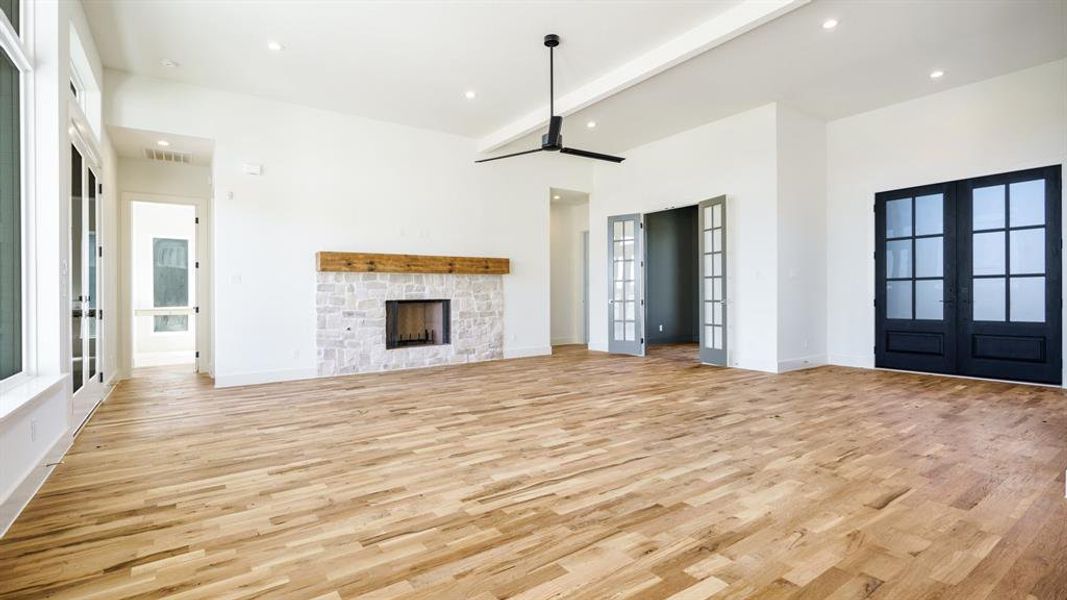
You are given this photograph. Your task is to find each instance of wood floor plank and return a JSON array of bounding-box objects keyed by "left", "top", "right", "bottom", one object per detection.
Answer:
[{"left": 0, "top": 344, "right": 1065, "bottom": 599}]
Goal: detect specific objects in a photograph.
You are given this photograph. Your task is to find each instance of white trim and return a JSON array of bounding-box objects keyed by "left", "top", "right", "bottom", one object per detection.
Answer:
[
  {"left": 214, "top": 367, "right": 318, "bottom": 389},
  {"left": 777, "top": 354, "right": 826, "bottom": 373},
  {"left": 550, "top": 337, "right": 585, "bottom": 346},
  {"left": 503, "top": 345, "right": 551, "bottom": 359}
]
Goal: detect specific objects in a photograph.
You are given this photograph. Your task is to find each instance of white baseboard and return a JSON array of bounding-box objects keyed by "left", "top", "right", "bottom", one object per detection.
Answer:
[
  {"left": 551, "top": 337, "right": 585, "bottom": 346},
  {"left": 0, "top": 432, "right": 70, "bottom": 538},
  {"left": 214, "top": 367, "right": 319, "bottom": 388},
  {"left": 777, "top": 354, "right": 827, "bottom": 373},
  {"left": 826, "top": 353, "right": 875, "bottom": 369},
  {"left": 587, "top": 341, "right": 609, "bottom": 353},
  {"left": 503, "top": 345, "right": 552, "bottom": 359}
]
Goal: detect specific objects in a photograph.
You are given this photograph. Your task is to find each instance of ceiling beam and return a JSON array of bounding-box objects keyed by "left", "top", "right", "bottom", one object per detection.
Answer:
[{"left": 476, "top": 0, "right": 810, "bottom": 153}]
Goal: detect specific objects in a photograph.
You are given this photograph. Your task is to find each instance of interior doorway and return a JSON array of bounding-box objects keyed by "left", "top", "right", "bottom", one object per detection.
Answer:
[
  {"left": 645, "top": 205, "right": 699, "bottom": 358},
  {"left": 607, "top": 196, "right": 727, "bottom": 364},
  {"left": 550, "top": 188, "right": 590, "bottom": 348},
  {"left": 130, "top": 201, "right": 198, "bottom": 369}
]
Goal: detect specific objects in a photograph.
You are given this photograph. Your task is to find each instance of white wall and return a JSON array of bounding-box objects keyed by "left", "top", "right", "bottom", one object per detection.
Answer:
[
  {"left": 776, "top": 104, "right": 827, "bottom": 370},
  {"left": 550, "top": 199, "right": 589, "bottom": 345},
  {"left": 1, "top": 0, "right": 117, "bottom": 536},
  {"left": 131, "top": 202, "right": 197, "bottom": 366},
  {"left": 118, "top": 158, "right": 212, "bottom": 198},
  {"left": 105, "top": 71, "right": 593, "bottom": 386},
  {"left": 826, "top": 59, "right": 1067, "bottom": 369},
  {"left": 591, "top": 104, "right": 781, "bottom": 371}
]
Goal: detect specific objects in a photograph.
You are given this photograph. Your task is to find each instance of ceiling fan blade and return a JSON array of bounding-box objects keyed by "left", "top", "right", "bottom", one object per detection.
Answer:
[
  {"left": 474, "top": 148, "right": 544, "bottom": 163},
  {"left": 560, "top": 147, "right": 626, "bottom": 163}
]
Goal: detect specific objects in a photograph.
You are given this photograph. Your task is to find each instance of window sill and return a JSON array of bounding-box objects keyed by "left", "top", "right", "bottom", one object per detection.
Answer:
[{"left": 0, "top": 373, "right": 65, "bottom": 424}]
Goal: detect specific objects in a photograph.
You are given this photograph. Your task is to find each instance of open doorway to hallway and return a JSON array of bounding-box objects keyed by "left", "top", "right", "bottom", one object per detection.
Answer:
[
  {"left": 644, "top": 205, "right": 700, "bottom": 362},
  {"left": 130, "top": 201, "right": 198, "bottom": 369},
  {"left": 550, "top": 188, "right": 590, "bottom": 349}
]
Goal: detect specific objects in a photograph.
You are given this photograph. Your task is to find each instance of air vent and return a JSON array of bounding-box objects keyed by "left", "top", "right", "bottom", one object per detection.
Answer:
[{"left": 142, "top": 147, "right": 192, "bottom": 164}]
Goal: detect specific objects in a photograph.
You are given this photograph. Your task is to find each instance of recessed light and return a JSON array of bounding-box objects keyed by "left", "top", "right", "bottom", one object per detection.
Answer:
[
  {"left": 586, "top": 121, "right": 597, "bottom": 129},
  {"left": 267, "top": 41, "right": 284, "bottom": 52},
  {"left": 553, "top": 194, "right": 561, "bottom": 200},
  {"left": 822, "top": 18, "right": 838, "bottom": 30},
  {"left": 160, "top": 58, "right": 179, "bottom": 68},
  {"left": 930, "top": 69, "right": 945, "bottom": 79},
  {"left": 156, "top": 140, "right": 171, "bottom": 147},
  {"left": 464, "top": 90, "right": 477, "bottom": 100}
]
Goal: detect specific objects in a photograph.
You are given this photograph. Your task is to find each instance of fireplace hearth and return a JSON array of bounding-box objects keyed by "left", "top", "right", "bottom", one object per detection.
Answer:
[{"left": 386, "top": 299, "right": 451, "bottom": 349}]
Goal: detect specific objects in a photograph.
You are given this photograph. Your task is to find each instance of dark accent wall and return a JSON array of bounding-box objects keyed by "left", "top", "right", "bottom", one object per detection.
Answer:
[{"left": 645, "top": 206, "right": 699, "bottom": 345}]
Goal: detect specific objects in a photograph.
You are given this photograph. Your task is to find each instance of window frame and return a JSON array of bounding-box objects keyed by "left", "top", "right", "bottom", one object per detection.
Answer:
[{"left": 0, "top": 0, "right": 33, "bottom": 392}]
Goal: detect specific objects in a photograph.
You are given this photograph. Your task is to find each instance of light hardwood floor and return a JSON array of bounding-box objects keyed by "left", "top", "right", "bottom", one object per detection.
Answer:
[{"left": 1, "top": 345, "right": 1065, "bottom": 599}]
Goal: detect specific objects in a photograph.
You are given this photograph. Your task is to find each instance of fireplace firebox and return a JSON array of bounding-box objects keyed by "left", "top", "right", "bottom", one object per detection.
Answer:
[{"left": 386, "top": 299, "right": 451, "bottom": 349}]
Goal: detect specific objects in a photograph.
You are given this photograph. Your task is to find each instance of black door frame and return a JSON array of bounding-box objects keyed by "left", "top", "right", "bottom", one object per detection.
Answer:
[{"left": 875, "top": 165, "right": 1062, "bottom": 385}]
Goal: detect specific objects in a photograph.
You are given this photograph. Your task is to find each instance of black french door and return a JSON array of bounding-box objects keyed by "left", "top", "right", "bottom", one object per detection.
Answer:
[{"left": 876, "top": 165, "right": 1061, "bottom": 385}]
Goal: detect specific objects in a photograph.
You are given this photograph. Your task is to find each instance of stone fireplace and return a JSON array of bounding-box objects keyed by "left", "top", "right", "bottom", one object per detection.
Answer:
[{"left": 315, "top": 252, "right": 508, "bottom": 376}]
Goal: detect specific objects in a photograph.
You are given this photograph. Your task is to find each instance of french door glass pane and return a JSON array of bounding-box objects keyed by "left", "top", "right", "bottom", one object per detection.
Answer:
[
  {"left": 915, "top": 237, "right": 943, "bottom": 277},
  {"left": 972, "top": 185, "right": 1005, "bottom": 230},
  {"left": 613, "top": 221, "right": 624, "bottom": 240},
  {"left": 886, "top": 239, "right": 912, "bottom": 278},
  {"left": 1009, "top": 180, "right": 1044, "bottom": 227},
  {"left": 973, "top": 278, "right": 1006, "bottom": 321},
  {"left": 71, "top": 147, "right": 83, "bottom": 393},
  {"left": 886, "top": 198, "right": 911, "bottom": 238},
  {"left": 972, "top": 231, "right": 1005, "bottom": 275},
  {"left": 1010, "top": 277, "right": 1045, "bottom": 322},
  {"left": 914, "top": 194, "right": 943, "bottom": 235},
  {"left": 915, "top": 280, "right": 943, "bottom": 320},
  {"left": 1009, "top": 229, "right": 1044, "bottom": 274},
  {"left": 886, "top": 281, "right": 911, "bottom": 319},
  {"left": 87, "top": 170, "right": 98, "bottom": 378}
]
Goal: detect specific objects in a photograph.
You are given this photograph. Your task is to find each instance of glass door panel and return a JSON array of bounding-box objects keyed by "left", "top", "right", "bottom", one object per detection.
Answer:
[
  {"left": 70, "top": 146, "right": 83, "bottom": 393},
  {"left": 875, "top": 183, "right": 956, "bottom": 374},
  {"left": 698, "top": 197, "right": 726, "bottom": 365},
  {"left": 87, "top": 168, "right": 98, "bottom": 380},
  {"left": 958, "top": 166, "right": 1061, "bottom": 384},
  {"left": 607, "top": 213, "right": 643, "bottom": 356}
]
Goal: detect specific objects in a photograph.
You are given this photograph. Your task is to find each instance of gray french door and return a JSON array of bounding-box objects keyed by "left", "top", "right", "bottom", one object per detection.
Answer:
[
  {"left": 699, "top": 197, "right": 727, "bottom": 365},
  {"left": 607, "top": 213, "right": 644, "bottom": 356}
]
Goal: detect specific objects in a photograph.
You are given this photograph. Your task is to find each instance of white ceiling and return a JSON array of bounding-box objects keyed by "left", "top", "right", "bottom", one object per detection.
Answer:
[
  {"left": 86, "top": 0, "right": 1066, "bottom": 157},
  {"left": 550, "top": 187, "right": 590, "bottom": 206},
  {"left": 505, "top": 0, "right": 1067, "bottom": 154},
  {"left": 84, "top": 0, "right": 744, "bottom": 137}
]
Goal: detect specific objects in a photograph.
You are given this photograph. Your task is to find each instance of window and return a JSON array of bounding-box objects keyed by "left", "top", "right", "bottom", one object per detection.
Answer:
[
  {"left": 0, "top": 0, "right": 18, "bottom": 34},
  {"left": 153, "top": 238, "right": 189, "bottom": 332},
  {"left": 0, "top": 1, "right": 22, "bottom": 381}
]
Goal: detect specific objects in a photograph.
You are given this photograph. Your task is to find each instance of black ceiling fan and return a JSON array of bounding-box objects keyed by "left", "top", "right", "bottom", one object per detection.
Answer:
[{"left": 476, "top": 34, "right": 625, "bottom": 164}]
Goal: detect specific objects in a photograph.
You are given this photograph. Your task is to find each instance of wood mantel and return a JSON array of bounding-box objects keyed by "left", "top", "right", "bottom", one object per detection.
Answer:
[{"left": 316, "top": 251, "right": 510, "bottom": 275}]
